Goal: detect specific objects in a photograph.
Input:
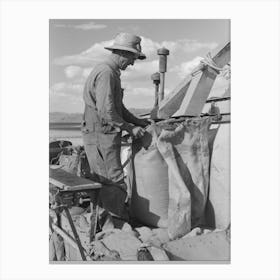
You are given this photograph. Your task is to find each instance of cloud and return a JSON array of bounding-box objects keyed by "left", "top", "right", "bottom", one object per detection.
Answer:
[
  {"left": 125, "top": 86, "right": 154, "bottom": 97},
  {"left": 122, "top": 60, "right": 158, "bottom": 80},
  {"left": 50, "top": 81, "right": 85, "bottom": 113},
  {"left": 140, "top": 37, "right": 161, "bottom": 57},
  {"left": 82, "top": 68, "right": 93, "bottom": 79},
  {"left": 50, "top": 82, "right": 83, "bottom": 97},
  {"left": 64, "top": 66, "right": 83, "bottom": 79},
  {"left": 177, "top": 39, "right": 218, "bottom": 53},
  {"left": 61, "top": 60, "right": 158, "bottom": 88},
  {"left": 122, "top": 87, "right": 154, "bottom": 109},
  {"left": 141, "top": 37, "right": 218, "bottom": 58},
  {"left": 74, "top": 22, "right": 107, "bottom": 30},
  {"left": 122, "top": 86, "right": 171, "bottom": 109},
  {"left": 170, "top": 56, "right": 203, "bottom": 78},
  {"left": 54, "top": 21, "right": 107, "bottom": 30},
  {"left": 64, "top": 66, "right": 93, "bottom": 80},
  {"left": 53, "top": 40, "right": 113, "bottom": 66},
  {"left": 53, "top": 37, "right": 217, "bottom": 66}
]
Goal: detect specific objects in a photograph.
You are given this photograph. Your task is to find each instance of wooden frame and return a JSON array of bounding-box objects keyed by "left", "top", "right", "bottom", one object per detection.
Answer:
[{"left": 158, "top": 42, "right": 230, "bottom": 119}]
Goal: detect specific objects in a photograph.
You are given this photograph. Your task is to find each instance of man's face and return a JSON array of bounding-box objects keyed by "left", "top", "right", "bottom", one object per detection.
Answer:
[{"left": 119, "top": 51, "right": 138, "bottom": 70}]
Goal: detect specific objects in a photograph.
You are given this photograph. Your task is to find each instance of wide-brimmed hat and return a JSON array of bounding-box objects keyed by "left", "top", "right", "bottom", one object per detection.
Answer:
[{"left": 104, "top": 33, "right": 146, "bottom": 60}]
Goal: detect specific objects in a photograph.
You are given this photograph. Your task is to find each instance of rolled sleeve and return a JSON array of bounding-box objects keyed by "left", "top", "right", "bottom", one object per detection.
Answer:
[{"left": 122, "top": 104, "right": 145, "bottom": 126}]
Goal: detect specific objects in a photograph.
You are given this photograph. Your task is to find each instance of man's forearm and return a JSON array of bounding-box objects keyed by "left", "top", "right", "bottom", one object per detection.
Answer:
[{"left": 122, "top": 105, "right": 146, "bottom": 127}]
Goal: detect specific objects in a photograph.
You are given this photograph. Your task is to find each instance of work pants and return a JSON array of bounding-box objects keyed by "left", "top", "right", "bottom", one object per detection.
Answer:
[{"left": 83, "top": 131, "right": 128, "bottom": 222}]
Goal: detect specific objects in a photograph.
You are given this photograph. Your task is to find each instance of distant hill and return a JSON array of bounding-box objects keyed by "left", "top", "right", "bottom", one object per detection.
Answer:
[
  {"left": 49, "top": 112, "right": 83, "bottom": 123},
  {"left": 50, "top": 108, "right": 151, "bottom": 123},
  {"left": 129, "top": 108, "right": 151, "bottom": 116}
]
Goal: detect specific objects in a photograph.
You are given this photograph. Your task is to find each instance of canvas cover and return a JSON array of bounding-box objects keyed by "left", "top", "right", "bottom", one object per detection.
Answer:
[{"left": 206, "top": 124, "right": 230, "bottom": 229}]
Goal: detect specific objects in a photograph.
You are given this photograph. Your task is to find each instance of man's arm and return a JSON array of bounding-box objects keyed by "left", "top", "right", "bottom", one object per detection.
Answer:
[
  {"left": 95, "top": 69, "right": 133, "bottom": 133},
  {"left": 122, "top": 104, "right": 150, "bottom": 128},
  {"left": 95, "top": 69, "right": 145, "bottom": 138}
]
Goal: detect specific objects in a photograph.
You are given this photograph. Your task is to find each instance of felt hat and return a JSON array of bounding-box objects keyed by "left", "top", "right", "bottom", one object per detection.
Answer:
[{"left": 105, "top": 33, "right": 146, "bottom": 60}]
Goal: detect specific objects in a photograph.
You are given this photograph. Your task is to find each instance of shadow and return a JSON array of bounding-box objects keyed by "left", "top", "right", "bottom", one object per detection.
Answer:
[
  {"left": 128, "top": 143, "right": 163, "bottom": 227},
  {"left": 165, "top": 250, "right": 186, "bottom": 261},
  {"left": 208, "top": 126, "right": 220, "bottom": 162},
  {"left": 204, "top": 198, "right": 216, "bottom": 228},
  {"left": 160, "top": 127, "right": 186, "bottom": 146},
  {"left": 203, "top": 126, "right": 220, "bottom": 228},
  {"left": 129, "top": 192, "right": 162, "bottom": 227},
  {"left": 173, "top": 148, "right": 206, "bottom": 228}
]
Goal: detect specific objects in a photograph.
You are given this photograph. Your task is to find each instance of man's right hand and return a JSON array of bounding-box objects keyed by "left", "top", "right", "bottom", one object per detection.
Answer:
[{"left": 131, "top": 126, "right": 146, "bottom": 139}]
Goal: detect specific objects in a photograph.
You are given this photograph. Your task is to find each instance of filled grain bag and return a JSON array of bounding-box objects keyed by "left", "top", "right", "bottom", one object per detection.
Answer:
[
  {"left": 130, "top": 130, "right": 169, "bottom": 228},
  {"left": 157, "top": 126, "right": 191, "bottom": 239},
  {"left": 129, "top": 117, "right": 211, "bottom": 239}
]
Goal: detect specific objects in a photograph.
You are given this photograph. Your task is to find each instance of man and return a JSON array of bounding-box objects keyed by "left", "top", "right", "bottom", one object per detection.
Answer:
[{"left": 82, "top": 33, "right": 149, "bottom": 225}]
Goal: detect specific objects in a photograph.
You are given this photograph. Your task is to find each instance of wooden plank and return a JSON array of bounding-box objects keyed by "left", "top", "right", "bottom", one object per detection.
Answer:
[
  {"left": 173, "top": 69, "right": 217, "bottom": 116},
  {"left": 163, "top": 230, "right": 230, "bottom": 261},
  {"left": 63, "top": 207, "right": 87, "bottom": 261},
  {"left": 158, "top": 42, "right": 230, "bottom": 119},
  {"left": 206, "top": 96, "right": 230, "bottom": 103},
  {"left": 49, "top": 167, "right": 101, "bottom": 191}
]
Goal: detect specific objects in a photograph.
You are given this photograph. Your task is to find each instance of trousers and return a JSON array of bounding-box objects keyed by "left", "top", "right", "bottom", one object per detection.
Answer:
[{"left": 83, "top": 130, "right": 128, "bottom": 220}]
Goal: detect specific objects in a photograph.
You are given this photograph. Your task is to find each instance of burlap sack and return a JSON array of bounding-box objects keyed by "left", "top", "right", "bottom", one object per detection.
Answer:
[{"left": 129, "top": 117, "right": 211, "bottom": 239}]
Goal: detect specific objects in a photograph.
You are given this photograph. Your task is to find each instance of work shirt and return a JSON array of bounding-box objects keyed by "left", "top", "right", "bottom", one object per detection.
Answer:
[{"left": 83, "top": 57, "right": 141, "bottom": 134}]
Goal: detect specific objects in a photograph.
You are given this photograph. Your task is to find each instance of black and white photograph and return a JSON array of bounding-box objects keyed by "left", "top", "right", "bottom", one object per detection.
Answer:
[
  {"left": 1, "top": 0, "right": 280, "bottom": 279},
  {"left": 49, "top": 19, "right": 231, "bottom": 262}
]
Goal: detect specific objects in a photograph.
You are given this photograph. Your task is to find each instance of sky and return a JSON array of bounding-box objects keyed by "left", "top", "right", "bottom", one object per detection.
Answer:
[{"left": 49, "top": 19, "right": 230, "bottom": 113}]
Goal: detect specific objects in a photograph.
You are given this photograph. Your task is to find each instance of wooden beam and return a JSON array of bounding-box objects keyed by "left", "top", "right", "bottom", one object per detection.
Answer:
[
  {"left": 158, "top": 42, "right": 230, "bottom": 119},
  {"left": 49, "top": 167, "right": 102, "bottom": 191},
  {"left": 173, "top": 69, "right": 217, "bottom": 116},
  {"left": 157, "top": 75, "right": 192, "bottom": 119}
]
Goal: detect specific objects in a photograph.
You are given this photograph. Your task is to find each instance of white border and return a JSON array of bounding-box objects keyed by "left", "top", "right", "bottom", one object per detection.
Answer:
[{"left": 1, "top": 0, "right": 280, "bottom": 279}]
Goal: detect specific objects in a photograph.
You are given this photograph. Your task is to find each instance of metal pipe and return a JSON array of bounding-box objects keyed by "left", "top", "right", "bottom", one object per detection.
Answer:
[
  {"left": 157, "top": 48, "right": 169, "bottom": 103},
  {"left": 151, "top": 72, "right": 160, "bottom": 107},
  {"left": 150, "top": 72, "right": 161, "bottom": 119},
  {"left": 154, "top": 84, "right": 159, "bottom": 106},
  {"left": 159, "top": 73, "right": 165, "bottom": 102}
]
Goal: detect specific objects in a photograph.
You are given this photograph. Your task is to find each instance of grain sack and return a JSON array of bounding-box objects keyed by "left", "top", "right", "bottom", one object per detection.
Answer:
[
  {"left": 206, "top": 124, "right": 230, "bottom": 229},
  {"left": 130, "top": 130, "right": 169, "bottom": 228},
  {"left": 129, "top": 117, "right": 211, "bottom": 239},
  {"left": 173, "top": 118, "right": 210, "bottom": 228}
]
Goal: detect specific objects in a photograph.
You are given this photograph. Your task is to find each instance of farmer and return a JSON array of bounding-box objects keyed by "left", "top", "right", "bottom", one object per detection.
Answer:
[{"left": 82, "top": 33, "right": 149, "bottom": 226}]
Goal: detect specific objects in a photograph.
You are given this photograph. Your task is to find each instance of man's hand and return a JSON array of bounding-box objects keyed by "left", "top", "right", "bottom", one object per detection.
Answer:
[{"left": 131, "top": 126, "right": 146, "bottom": 139}]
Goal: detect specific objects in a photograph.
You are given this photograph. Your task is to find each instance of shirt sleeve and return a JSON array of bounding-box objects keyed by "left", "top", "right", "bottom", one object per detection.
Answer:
[
  {"left": 95, "top": 68, "right": 134, "bottom": 133},
  {"left": 122, "top": 104, "right": 145, "bottom": 126}
]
